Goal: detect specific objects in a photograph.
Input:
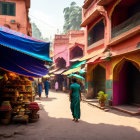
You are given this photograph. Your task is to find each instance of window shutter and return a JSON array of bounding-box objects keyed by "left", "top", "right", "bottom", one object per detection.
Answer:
[
  {"left": 2, "top": 3, "right": 8, "bottom": 15},
  {"left": 0, "top": 2, "right": 15, "bottom": 16},
  {"left": 9, "top": 3, "right": 15, "bottom": 16}
]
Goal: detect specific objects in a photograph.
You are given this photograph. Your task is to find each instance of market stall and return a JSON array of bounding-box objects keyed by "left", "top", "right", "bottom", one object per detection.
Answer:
[{"left": 0, "top": 26, "right": 51, "bottom": 124}]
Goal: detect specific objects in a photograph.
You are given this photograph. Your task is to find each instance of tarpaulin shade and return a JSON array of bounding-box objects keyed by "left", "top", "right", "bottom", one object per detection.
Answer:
[
  {"left": 68, "top": 74, "right": 85, "bottom": 80},
  {"left": 79, "top": 68, "right": 86, "bottom": 74},
  {"left": 63, "top": 67, "right": 81, "bottom": 75},
  {"left": 70, "top": 56, "right": 82, "bottom": 62},
  {"left": 49, "top": 68, "right": 59, "bottom": 74},
  {"left": 86, "top": 53, "right": 104, "bottom": 64},
  {"left": 79, "top": 49, "right": 104, "bottom": 61},
  {"left": 43, "top": 75, "right": 50, "bottom": 78},
  {"left": 50, "top": 74, "right": 55, "bottom": 77},
  {"left": 70, "top": 61, "right": 86, "bottom": 69},
  {"left": 54, "top": 69, "right": 66, "bottom": 75},
  {"left": 0, "top": 44, "right": 48, "bottom": 77},
  {"left": 0, "top": 25, "right": 52, "bottom": 62}
]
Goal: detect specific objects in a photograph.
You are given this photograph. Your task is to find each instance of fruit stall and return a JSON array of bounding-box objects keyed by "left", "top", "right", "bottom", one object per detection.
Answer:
[
  {"left": 0, "top": 71, "right": 40, "bottom": 125},
  {"left": 0, "top": 25, "right": 51, "bottom": 125}
]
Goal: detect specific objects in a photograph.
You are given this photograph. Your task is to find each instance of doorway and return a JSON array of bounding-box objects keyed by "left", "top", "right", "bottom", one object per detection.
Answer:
[
  {"left": 93, "top": 65, "right": 106, "bottom": 98},
  {"left": 113, "top": 61, "right": 140, "bottom": 105}
]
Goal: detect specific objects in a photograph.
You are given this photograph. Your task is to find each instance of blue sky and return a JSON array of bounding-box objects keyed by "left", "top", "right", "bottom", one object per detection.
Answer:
[{"left": 29, "top": 0, "right": 84, "bottom": 40}]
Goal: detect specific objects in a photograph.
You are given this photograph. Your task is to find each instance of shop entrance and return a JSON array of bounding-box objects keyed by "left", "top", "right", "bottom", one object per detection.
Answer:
[
  {"left": 93, "top": 65, "right": 106, "bottom": 98},
  {"left": 113, "top": 61, "right": 140, "bottom": 106}
]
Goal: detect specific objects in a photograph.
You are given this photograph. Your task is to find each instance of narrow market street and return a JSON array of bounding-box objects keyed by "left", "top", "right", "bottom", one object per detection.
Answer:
[{"left": 0, "top": 90, "right": 140, "bottom": 140}]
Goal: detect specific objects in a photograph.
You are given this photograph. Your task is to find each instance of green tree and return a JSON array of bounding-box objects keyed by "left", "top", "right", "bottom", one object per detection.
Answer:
[{"left": 63, "top": 2, "right": 82, "bottom": 33}]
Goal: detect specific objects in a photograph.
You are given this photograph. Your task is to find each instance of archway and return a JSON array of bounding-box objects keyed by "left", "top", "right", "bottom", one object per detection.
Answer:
[
  {"left": 55, "top": 57, "right": 66, "bottom": 90},
  {"left": 113, "top": 59, "right": 140, "bottom": 106},
  {"left": 70, "top": 46, "right": 83, "bottom": 60},
  {"left": 111, "top": 0, "right": 140, "bottom": 38},
  {"left": 93, "top": 65, "right": 106, "bottom": 98},
  {"left": 56, "top": 57, "right": 66, "bottom": 68}
]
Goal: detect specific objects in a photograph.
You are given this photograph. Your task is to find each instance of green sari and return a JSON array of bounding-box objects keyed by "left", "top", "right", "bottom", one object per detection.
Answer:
[{"left": 70, "top": 83, "right": 81, "bottom": 119}]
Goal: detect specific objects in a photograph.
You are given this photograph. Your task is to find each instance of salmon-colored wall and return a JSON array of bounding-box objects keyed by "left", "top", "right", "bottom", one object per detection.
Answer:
[
  {"left": 0, "top": 0, "right": 31, "bottom": 35},
  {"left": 82, "top": 0, "right": 140, "bottom": 103},
  {"left": 68, "top": 30, "right": 85, "bottom": 48},
  {"left": 82, "top": 0, "right": 98, "bottom": 24}
]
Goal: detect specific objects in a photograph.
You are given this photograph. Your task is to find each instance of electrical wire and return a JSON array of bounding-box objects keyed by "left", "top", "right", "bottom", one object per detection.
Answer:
[{"left": 29, "top": 14, "right": 56, "bottom": 29}]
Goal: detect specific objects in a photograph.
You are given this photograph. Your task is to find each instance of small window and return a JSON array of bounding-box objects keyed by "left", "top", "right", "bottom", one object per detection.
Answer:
[{"left": 0, "top": 2, "right": 16, "bottom": 16}]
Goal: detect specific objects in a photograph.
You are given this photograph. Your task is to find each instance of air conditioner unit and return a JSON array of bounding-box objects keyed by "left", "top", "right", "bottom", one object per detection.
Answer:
[{"left": 10, "top": 20, "right": 16, "bottom": 23}]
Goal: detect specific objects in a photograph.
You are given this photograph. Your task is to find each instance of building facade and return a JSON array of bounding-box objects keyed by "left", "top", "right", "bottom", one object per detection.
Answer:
[
  {"left": 81, "top": 0, "right": 140, "bottom": 106},
  {"left": 0, "top": 0, "right": 31, "bottom": 35},
  {"left": 52, "top": 30, "right": 85, "bottom": 90},
  {"left": 53, "top": 30, "right": 85, "bottom": 69}
]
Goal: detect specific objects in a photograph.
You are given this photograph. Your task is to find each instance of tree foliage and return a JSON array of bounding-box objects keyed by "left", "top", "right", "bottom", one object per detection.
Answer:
[{"left": 63, "top": 2, "right": 82, "bottom": 33}]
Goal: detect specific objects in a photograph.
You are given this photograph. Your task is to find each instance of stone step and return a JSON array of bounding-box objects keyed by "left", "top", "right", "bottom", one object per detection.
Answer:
[
  {"left": 88, "top": 102, "right": 106, "bottom": 110},
  {"left": 110, "top": 106, "right": 140, "bottom": 116},
  {"left": 82, "top": 98, "right": 98, "bottom": 103}
]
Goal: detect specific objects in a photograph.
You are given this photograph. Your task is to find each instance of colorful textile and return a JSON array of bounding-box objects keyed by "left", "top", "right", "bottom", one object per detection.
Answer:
[
  {"left": 0, "top": 25, "right": 52, "bottom": 62},
  {"left": 70, "top": 83, "right": 81, "bottom": 119}
]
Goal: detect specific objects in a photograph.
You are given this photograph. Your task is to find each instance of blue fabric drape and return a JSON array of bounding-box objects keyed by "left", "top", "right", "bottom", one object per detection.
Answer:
[
  {"left": 0, "top": 45, "right": 48, "bottom": 77},
  {"left": 0, "top": 25, "right": 52, "bottom": 62}
]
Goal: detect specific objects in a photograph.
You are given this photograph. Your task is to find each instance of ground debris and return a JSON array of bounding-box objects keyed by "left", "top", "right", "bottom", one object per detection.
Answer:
[
  {"left": 0, "top": 130, "right": 24, "bottom": 139},
  {"left": 0, "top": 133, "right": 13, "bottom": 138}
]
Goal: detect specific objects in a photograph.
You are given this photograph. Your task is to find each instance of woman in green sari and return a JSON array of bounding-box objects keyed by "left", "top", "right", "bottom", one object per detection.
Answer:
[{"left": 69, "top": 78, "right": 82, "bottom": 122}]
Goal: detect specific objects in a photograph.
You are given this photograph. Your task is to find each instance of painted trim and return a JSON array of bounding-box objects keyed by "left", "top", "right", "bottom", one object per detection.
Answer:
[{"left": 109, "top": 0, "right": 121, "bottom": 19}]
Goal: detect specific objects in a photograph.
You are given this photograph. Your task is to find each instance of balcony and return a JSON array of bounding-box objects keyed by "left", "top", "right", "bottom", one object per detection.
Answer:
[
  {"left": 97, "top": 0, "right": 114, "bottom": 6},
  {"left": 88, "top": 39, "right": 104, "bottom": 50},
  {"left": 112, "top": 12, "right": 140, "bottom": 38},
  {"left": 81, "top": 5, "right": 101, "bottom": 27},
  {"left": 83, "top": 0, "right": 98, "bottom": 9}
]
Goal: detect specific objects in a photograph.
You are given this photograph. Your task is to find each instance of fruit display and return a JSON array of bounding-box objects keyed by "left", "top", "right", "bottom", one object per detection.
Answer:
[
  {"left": 29, "top": 102, "right": 40, "bottom": 111},
  {"left": 0, "top": 72, "right": 37, "bottom": 125},
  {"left": 29, "top": 102, "right": 40, "bottom": 122},
  {"left": 13, "top": 115, "right": 29, "bottom": 124},
  {"left": 0, "top": 101, "right": 12, "bottom": 111}
]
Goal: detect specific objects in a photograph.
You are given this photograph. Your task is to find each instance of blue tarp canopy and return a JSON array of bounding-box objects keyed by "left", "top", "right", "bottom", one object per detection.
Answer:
[
  {"left": 0, "top": 25, "right": 52, "bottom": 61},
  {"left": 0, "top": 25, "right": 51, "bottom": 77}
]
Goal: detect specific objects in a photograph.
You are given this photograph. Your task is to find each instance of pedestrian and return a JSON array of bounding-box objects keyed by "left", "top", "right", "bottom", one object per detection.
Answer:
[
  {"left": 44, "top": 78, "right": 49, "bottom": 98},
  {"left": 38, "top": 78, "right": 43, "bottom": 99},
  {"left": 69, "top": 78, "right": 82, "bottom": 123},
  {"left": 55, "top": 81, "right": 59, "bottom": 91}
]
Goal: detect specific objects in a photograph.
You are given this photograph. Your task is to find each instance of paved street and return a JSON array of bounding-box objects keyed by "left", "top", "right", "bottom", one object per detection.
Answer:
[{"left": 0, "top": 90, "right": 140, "bottom": 140}]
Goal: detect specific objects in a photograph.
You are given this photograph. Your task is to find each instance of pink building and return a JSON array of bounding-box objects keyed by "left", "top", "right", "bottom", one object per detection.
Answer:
[
  {"left": 52, "top": 30, "right": 85, "bottom": 90},
  {"left": 0, "top": 0, "right": 31, "bottom": 35},
  {"left": 53, "top": 30, "right": 85, "bottom": 69}
]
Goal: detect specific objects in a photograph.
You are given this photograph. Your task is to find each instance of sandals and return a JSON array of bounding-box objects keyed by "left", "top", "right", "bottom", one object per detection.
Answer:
[{"left": 75, "top": 119, "right": 79, "bottom": 122}]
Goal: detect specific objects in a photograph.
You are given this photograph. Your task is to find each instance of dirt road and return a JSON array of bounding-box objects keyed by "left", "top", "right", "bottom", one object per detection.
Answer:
[{"left": 0, "top": 90, "right": 140, "bottom": 140}]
